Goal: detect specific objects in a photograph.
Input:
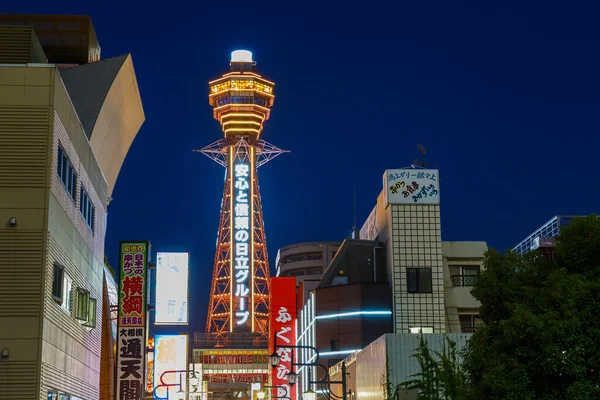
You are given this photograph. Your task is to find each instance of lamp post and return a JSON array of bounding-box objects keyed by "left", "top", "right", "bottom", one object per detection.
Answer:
[{"left": 271, "top": 336, "right": 347, "bottom": 400}]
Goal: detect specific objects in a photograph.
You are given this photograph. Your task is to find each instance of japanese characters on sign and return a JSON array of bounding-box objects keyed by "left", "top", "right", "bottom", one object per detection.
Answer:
[
  {"left": 117, "top": 241, "right": 149, "bottom": 400},
  {"left": 155, "top": 252, "right": 189, "bottom": 325},
  {"left": 154, "top": 335, "right": 188, "bottom": 399},
  {"left": 269, "top": 278, "right": 297, "bottom": 400},
  {"left": 232, "top": 161, "right": 252, "bottom": 328},
  {"left": 384, "top": 169, "right": 440, "bottom": 205}
]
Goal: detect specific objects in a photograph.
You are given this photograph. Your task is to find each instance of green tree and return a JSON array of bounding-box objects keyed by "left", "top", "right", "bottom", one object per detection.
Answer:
[
  {"left": 462, "top": 214, "right": 600, "bottom": 400},
  {"left": 400, "top": 334, "right": 468, "bottom": 400}
]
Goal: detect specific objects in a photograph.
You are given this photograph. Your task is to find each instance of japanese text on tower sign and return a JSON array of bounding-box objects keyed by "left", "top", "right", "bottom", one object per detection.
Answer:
[
  {"left": 233, "top": 163, "right": 251, "bottom": 326},
  {"left": 117, "top": 242, "right": 148, "bottom": 400}
]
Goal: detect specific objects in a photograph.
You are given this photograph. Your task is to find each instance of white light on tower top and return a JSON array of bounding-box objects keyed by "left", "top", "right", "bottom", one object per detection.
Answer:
[{"left": 231, "top": 50, "right": 253, "bottom": 62}]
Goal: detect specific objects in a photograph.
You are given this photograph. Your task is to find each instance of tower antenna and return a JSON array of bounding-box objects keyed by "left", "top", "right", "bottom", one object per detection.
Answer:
[{"left": 413, "top": 144, "right": 438, "bottom": 169}]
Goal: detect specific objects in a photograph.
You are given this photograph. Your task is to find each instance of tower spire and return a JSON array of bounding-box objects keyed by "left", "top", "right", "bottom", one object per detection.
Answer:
[{"left": 197, "top": 51, "right": 286, "bottom": 339}]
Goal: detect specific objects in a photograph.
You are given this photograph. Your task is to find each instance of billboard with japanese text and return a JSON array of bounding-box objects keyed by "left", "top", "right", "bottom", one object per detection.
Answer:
[
  {"left": 231, "top": 159, "right": 253, "bottom": 330},
  {"left": 269, "top": 277, "right": 297, "bottom": 400},
  {"left": 384, "top": 169, "right": 440, "bottom": 205},
  {"left": 116, "top": 241, "right": 149, "bottom": 400},
  {"left": 155, "top": 252, "right": 189, "bottom": 325},
  {"left": 154, "top": 334, "right": 188, "bottom": 400}
]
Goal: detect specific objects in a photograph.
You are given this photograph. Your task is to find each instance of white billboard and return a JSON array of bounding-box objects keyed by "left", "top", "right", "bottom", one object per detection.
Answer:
[
  {"left": 384, "top": 169, "right": 440, "bottom": 205},
  {"left": 155, "top": 252, "right": 189, "bottom": 325},
  {"left": 154, "top": 334, "right": 188, "bottom": 399}
]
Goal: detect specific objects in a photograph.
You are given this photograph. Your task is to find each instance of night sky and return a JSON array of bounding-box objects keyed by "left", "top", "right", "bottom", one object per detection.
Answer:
[{"left": 7, "top": 1, "right": 600, "bottom": 334}]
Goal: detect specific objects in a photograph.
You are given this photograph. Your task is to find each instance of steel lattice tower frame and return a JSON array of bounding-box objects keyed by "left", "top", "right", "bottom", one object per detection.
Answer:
[{"left": 197, "top": 51, "right": 287, "bottom": 339}]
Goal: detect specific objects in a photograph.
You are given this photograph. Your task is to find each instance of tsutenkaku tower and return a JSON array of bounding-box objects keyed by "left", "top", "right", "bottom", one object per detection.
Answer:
[{"left": 198, "top": 50, "right": 287, "bottom": 338}]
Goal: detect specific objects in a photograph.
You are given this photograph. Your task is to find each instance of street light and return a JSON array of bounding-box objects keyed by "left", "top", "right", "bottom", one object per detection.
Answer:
[
  {"left": 269, "top": 352, "right": 280, "bottom": 368},
  {"left": 303, "top": 388, "right": 316, "bottom": 400},
  {"left": 285, "top": 370, "right": 298, "bottom": 386}
]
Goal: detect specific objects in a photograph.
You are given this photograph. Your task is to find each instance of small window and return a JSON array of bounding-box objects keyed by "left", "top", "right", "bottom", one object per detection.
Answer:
[
  {"left": 61, "top": 274, "right": 72, "bottom": 313},
  {"left": 409, "top": 327, "right": 434, "bottom": 334},
  {"left": 52, "top": 263, "right": 64, "bottom": 303},
  {"left": 79, "top": 186, "right": 95, "bottom": 233},
  {"left": 75, "top": 289, "right": 90, "bottom": 321},
  {"left": 331, "top": 340, "right": 339, "bottom": 351},
  {"left": 407, "top": 268, "right": 432, "bottom": 293},
  {"left": 83, "top": 297, "right": 97, "bottom": 328},
  {"left": 57, "top": 144, "right": 77, "bottom": 201}
]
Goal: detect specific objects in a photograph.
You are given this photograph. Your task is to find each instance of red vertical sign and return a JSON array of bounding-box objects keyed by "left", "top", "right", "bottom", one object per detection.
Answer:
[{"left": 269, "top": 277, "right": 297, "bottom": 400}]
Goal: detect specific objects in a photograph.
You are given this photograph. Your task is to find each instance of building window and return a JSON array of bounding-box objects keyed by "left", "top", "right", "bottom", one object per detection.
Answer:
[
  {"left": 83, "top": 298, "right": 97, "bottom": 328},
  {"left": 75, "top": 289, "right": 90, "bottom": 321},
  {"left": 407, "top": 268, "right": 432, "bottom": 293},
  {"left": 459, "top": 314, "right": 482, "bottom": 333},
  {"left": 52, "top": 263, "right": 64, "bottom": 303},
  {"left": 450, "top": 266, "right": 480, "bottom": 287},
  {"left": 409, "top": 327, "right": 434, "bottom": 334},
  {"left": 57, "top": 145, "right": 77, "bottom": 201},
  {"left": 331, "top": 340, "right": 339, "bottom": 351},
  {"left": 79, "top": 186, "right": 95, "bottom": 233},
  {"left": 61, "top": 274, "right": 72, "bottom": 313},
  {"left": 75, "top": 288, "right": 96, "bottom": 329}
]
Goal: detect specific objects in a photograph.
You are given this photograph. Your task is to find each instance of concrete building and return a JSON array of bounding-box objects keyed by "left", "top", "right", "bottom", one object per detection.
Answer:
[
  {"left": 512, "top": 215, "right": 581, "bottom": 255},
  {"left": 0, "top": 14, "right": 144, "bottom": 400},
  {"left": 329, "top": 333, "right": 472, "bottom": 400},
  {"left": 275, "top": 242, "right": 341, "bottom": 285},
  {"left": 359, "top": 170, "right": 487, "bottom": 334}
]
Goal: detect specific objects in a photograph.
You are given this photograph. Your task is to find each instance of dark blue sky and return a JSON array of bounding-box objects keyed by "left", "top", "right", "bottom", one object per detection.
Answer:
[{"left": 9, "top": 1, "right": 600, "bottom": 333}]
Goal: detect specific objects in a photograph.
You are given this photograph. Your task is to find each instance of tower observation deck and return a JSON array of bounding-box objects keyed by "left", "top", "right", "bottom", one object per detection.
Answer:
[{"left": 198, "top": 50, "right": 287, "bottom": 341}]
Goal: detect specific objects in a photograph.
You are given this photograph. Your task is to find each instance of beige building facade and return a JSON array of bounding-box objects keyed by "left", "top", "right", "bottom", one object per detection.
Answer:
[
  {"left": 359, "top": 170, "right": 486, "bottom": 334},
  {"left": 275, "top": 242, "right": 341, "bottom": 285},
  {"left": 0, "top": 16, "right": 144, "bottom": 400}
]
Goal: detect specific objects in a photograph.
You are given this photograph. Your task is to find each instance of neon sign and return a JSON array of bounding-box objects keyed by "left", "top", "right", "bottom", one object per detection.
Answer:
[{"left": 233, "top": 162, "right": 251, "bottom": 327}]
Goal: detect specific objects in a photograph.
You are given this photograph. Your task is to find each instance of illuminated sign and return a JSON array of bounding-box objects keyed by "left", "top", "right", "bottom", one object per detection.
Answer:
[
  {"left": 154, "top": 335, "right": 187, "bottom": 399},
  {"left": 155, "top": 252, "right": 189, "bottom": 325},
  {"left": 384, "top": 169, "right": 440, "bottom": 205},
  {"left": 232, "top": 161, "right": 252, "bottom": 329},
  {"left": 116, "top": 241, "right": 149, "bottom": 400},
  {"left": 269, "top": 277, "right": 297, "bottom": 400}
]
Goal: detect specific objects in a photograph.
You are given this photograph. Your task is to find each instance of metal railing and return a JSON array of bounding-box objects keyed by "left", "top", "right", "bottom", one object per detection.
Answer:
[{"left": 450, "top": 275, "right": 478, "bottom": 287}]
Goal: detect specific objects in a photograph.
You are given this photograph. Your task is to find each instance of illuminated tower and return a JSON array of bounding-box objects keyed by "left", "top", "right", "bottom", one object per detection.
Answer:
[{"left": 198, "top": 50, "right": 287, "bottom": 338}]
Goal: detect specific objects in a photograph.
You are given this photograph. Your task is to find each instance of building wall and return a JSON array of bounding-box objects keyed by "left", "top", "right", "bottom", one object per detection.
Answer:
[
  {"left": 0, "top": 64, "right": 53, "bottom": 400},
  {"left": 0, "top": 64, "right": 106, "bottom": 400},
  {"left": 331, "top": 333, "right": 472, "bottom": 400},
  {"left": 389, "top": 204, "right": 445, "bottom": 333},
  {"left": 364, "top": 189, "right": 487, "bottom": 335},
  {"left": 276, "top": 242, "right": 341, "bottom": 285}
]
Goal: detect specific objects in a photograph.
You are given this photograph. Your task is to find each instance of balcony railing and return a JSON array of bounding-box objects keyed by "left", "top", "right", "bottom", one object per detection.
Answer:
[{"left": 451, "top": 275, "right": 478, "bottom": 287}]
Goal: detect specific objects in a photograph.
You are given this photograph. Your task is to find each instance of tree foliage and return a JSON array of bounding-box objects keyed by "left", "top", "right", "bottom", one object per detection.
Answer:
[
  {"left": 400, "top": 334, "right": 469, "bottom": 399},
  {"left": 462, "top": 214, "right": 600, "bottom": 399}
]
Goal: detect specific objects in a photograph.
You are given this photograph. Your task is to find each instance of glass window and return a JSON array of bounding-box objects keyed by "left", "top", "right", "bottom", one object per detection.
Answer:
[
  {"left": 75, "top": 289, "right": 90, "bottom": 321},
  {"left": 407, "top": 268, "right": 432, "bottom": 293},
  {"left": 79, "top": 186, "right": 95, "bottom": 233},
  {"left": 409, "top": 327, "right": 434, "bottom": 334},
  {"left": 52, "top": 263, "right": 63, "bottom": 303},
  {"left": 84, "top": 297, "right": 96, "bottom": 328},
  {"left": 61, "top": 274, "right": 72, "bottom": 313},
  {"left": 57, "top": 144, "right": 77, "bottom": 201}
]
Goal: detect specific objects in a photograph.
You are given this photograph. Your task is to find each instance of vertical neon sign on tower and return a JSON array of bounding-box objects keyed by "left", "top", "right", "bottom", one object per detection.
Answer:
[
  {"left": 199, "top": 50, "right": 287, "bottom": 336},
  {"left": 232, "top": 158, "right": 251, "bottom": 328}
]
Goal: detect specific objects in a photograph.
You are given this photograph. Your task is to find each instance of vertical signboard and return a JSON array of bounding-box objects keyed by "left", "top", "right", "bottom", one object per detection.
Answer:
[
  {"left": 231, "top": 156, "right": 252, "bottom": 330},
  {"left": 269, "top": 277, "right": 297, "bottom": 400},
  {"left": 359, "top": 205, "right": 378, "bottom": 241},
  {"left": 116, "top": 241, "right": 149, "bottom": 400},
  {"left": 155, "top": 252, "right": 189, "bottom": 325},
  {"left": 154, "top": 334, "right": 188, "bottom": 400},
  {"left": 383, "top": 169, "right": 440, "bottom": 206}
]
